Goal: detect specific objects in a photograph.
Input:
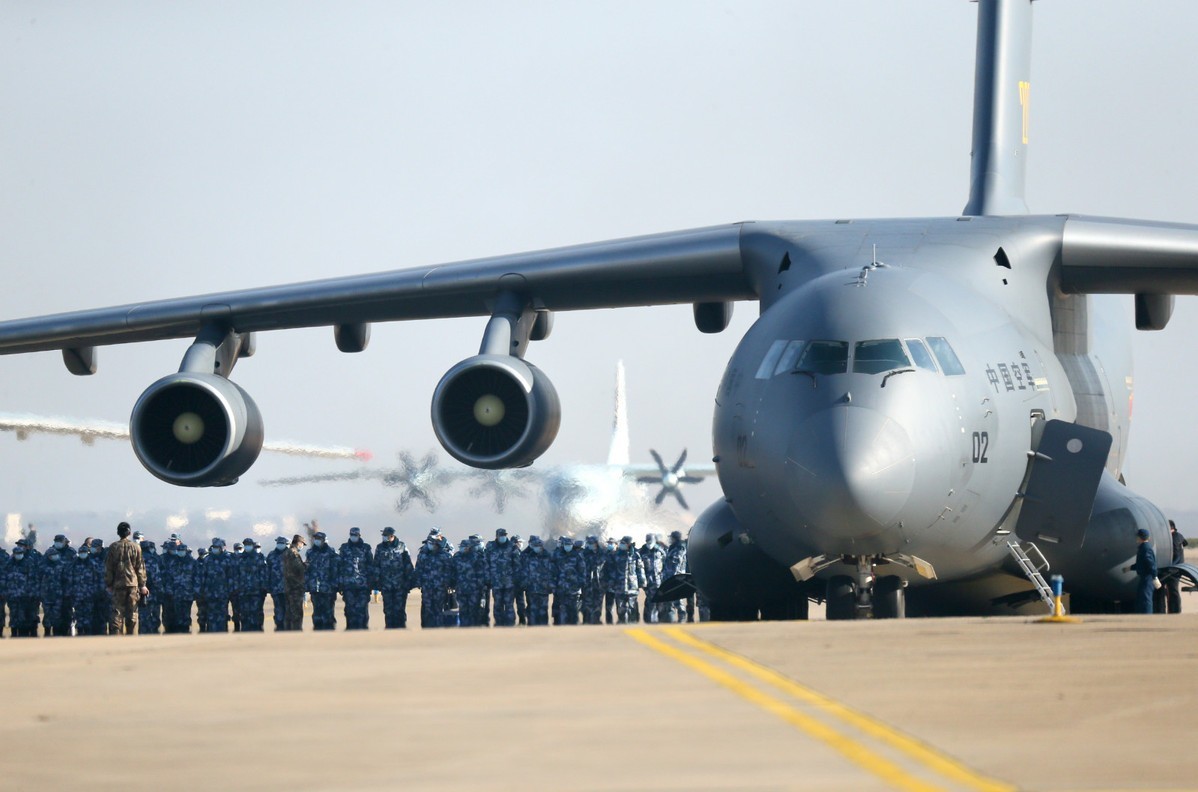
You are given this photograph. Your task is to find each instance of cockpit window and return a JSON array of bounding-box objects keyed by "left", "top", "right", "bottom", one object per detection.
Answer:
[
  {"left": 796, "top": 341, "right": 849, "bottom": 375},
  {"left": 853, "top": 339, "right": 912, "bottom": 375},
  {"left": 755, "top": 340, "right": 788, "bottom": 379},
  {"left": 904, "top": 338, "right": 938, "bottom": 371},
  {"left": 774, "top": 340, "right": 806, "bottom": 376},
  {"left": 926, "top": 336, "right": 966, "bottom": 375}
]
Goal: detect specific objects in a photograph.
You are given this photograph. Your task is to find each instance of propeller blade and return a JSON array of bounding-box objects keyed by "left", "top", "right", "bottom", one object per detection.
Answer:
[
  {"left": 679, "top": 476, "right": 705, "bottom": 484},
  {"left": 671, "top": 448, "right": 688, "bottom": 474},
  {"left": 673, "top": 489, "right": 690, "bottom": 511},
  {"left": 649, "top": 449, "right": 667, "bottom": 476},
  {"left": 635, "top": 476, "right": 663, "bottom": 485},
  {"left": 654, "top": 488, "right": 668, "bottom": 506}
]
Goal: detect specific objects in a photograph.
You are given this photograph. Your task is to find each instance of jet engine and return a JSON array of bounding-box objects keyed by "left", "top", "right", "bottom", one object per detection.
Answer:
[
  {"left": 431, "top": 354, "right": 560, "bottom": 469},
  {"left": 130, "top": 372, "right": 264, "bottom": 486},
  {"left": 687, "top": 500, "right": 811, "bottom": 620}
]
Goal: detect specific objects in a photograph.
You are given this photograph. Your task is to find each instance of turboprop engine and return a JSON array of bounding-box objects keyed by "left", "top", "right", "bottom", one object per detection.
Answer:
[
  {"left": 431, "top": 354, "right": 560, "bottom": 469},
  {"left": 130, "top": 372, "right": 264, "bottom": 486}
]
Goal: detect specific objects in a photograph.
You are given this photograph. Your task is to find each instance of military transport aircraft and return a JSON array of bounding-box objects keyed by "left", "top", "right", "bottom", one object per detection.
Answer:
[{"left": 1, "top": 0, "right": 1197, "bottom": 619}]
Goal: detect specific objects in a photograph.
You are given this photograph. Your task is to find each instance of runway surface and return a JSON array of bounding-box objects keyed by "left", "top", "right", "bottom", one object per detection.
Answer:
[{"left": 1, "top": 602, "right": 1195, "bottom": 791}]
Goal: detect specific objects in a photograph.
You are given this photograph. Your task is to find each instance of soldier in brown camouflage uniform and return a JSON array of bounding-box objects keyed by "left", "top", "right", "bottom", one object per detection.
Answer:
[
  {"left": 282, "top": 534, "right": 307, "bottom": 631},
  {"left": 104, "top": 522, "right": 148, "bottom": 635}
]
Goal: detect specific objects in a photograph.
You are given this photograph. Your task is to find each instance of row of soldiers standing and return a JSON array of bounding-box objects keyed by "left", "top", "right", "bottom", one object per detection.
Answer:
[
  {"left": 0, "top": 524, "right": 695, "bottom": 636},
  {"left": 410, "top": 528, "right": 696, "bottom": 628}
]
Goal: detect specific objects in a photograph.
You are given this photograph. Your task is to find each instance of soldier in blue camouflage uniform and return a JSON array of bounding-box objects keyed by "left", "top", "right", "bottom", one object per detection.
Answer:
[
  {"left": 521, "top": 536, "right": 554, "bottom": 626},
  {"left": 68, "top": 544, "right": 97, "bottom": 635},
  {"left": 235, "top": 537, "right": 268, "bottom": 632},
  {"left": 198, "top": 538, "right": 236, "bottom": 632},
  {"left": 164, "top": 543, "right": 198, "bottom": 633},
  {"left": 611, "top": 536, "right": 646, "bottom": 624},
  {"left": 453, "top": 536, "right": 487, "bottom": 627},
  {"left": 0, "top": 544, "right": 8, "bottom": 636},
  {"left": 305, "top": 531, "right": 339, "bottom": 630},
  {"left": 6, "top": 540, "right": 41, "bottom": 636},
  {"left": 638, "top": 533, "right": 666, "bottom": 624},
  {"left": 158, "top": 539, "right": 179, "bottom": 633},
  {"left": 580, "top": 536, "right": 606, "bottom": 625},
  {"left": 87, "top": 538, "right": 111, "bottom": 634},
  {"left": 486, "top": 528, "right": 520, "bottom": 627},
  {"left": 338, "top": 527, "right": 374, "bottom": 630},
  {"left": 659, "top": 530, "right": 689, "bottom": 622},
  {"left": 229, "top": 542, "right": 245, "bottom": 631},
  {"left": 136, "top": 540, "right": 163, "bottom": 634},
  {"left": 195, "top": 548, "right": 209, "bottom": 632},
  {"left": 375, "top": 527, "right": 413, "bottom": 628},
  {"left": 512, "top": 534, "right": 528, "bottom": 625},
  {"left": 602, "top": 536, "right": 619, "bottom": 624},
  {"left": 415, "top": 532, "right": 454, "bottom": 628},
  {"left": 41, "top": 536, "right": 74, "bottom": 636},
  {"left": 551, "top": 535, "right": 586, "bottom": 626},
  {"left": 265, "top": 536, "right": 289, "bottom": 631}
]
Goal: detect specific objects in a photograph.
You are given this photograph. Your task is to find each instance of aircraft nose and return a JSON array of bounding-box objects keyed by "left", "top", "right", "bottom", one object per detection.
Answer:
[{"left": 786, "top": 405, "right": 916, "bottom": 541}]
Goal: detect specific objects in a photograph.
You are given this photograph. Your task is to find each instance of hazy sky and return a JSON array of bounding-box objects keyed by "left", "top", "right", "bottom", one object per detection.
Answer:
[{"left": 1, "top": 1, "right": 1196, "bottom": 543}]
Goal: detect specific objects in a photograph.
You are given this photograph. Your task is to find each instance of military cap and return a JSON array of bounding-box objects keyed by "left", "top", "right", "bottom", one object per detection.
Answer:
[
  {"left": 243, "top": 536, "right": 255, "bottom": 545},
  {"left": 314, "top": 531, "right": 327, "bottom": 540},
  {"left": 133, "top": 531, "right": 144, "bottom": 540},
  {"left": 586, "top": 535, "right": 598, "bottom": 543},
  {"left": 1136, "top": 528, "right": 1151, "bottom": 539},
  {"left": 15, "top": 538, "right": 28, "bottom": 548},
  {"left": 495, "top": 528, "right": 508, "bottom": 537},
  {"left": 178, "top": 543, "right": 189, "bottom": 551},
  {"left": 511, "top": 534, "right": 522, "bottom": 541},
  {"left": 574, "top": 539, "right": 584, "bottom": 547},
  {"left": 233, "top": 543, "right": 243, "bottom": 551},
  {"left": 54, "top": 534, "right": 67, "bottom": 542},
  {"left": 670, "top": 530, "right": 683, "bottom": 541},
  {"left": 91, "top": 538, "right": 104, "bottom": 548},
  {"left": 621, "top": 535, "right": 634, "bottom": 544},
  {"left": 529, "top": 535, "right": 543, "bottom": 545},
  {"left": 169, "top": 533, "right": 180, "bottom": 542},
  {"left": 211, "top": 538, "right": 226, "bottom": 547},
  {"left": 275, "top": 536, "right": 288, "bottom": 544},
  {"left": 349, "top": 526, "right": 361, "bottom": 536},
  {"left": 382, "top": 527, "right": 396, "bottom": 537},
  {"left": 559, "top": 535, "right": 572, "bottom": 544}
]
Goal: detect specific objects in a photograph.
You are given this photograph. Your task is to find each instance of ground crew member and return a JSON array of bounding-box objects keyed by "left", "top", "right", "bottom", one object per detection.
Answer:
[
  {"left": 612, "top": 536, "right": 646, "bottom": 624},
  {"left": 338, "top": 527, "right": 374, "bottom": 630},
  {"left": 104, "top": 522, "right": 148, "bottom": 635},
  {"left": 552, "top": 535, "right": 585, "bottom": 625},
  {"left": 486, "top": 528, "right": 520, "bottom": 627},
  {"left": 660, "top": 530, "right": 689, "bottom": 623},
  {"left": 237, "top": 538, "right": 268, "bottom": 631},
  {"left": 282, "top": 534, "right": 307, "bottom": 631},
  {"left": 7, "top": 540, "right": 41, "bottom": 636},
  {"left": 1165, "top": 520, "right": 1188, "bottom": 614},
  {"left": 639, "top": 533, "right": 666, "bottom": 623},
  {"left": 168, "top": 544, "right": 199, "bottom": 633},
  {"left": 137, "top": 539, "right": 163, "bottom": 634},
  {"left": 1132, "top": 527, "right": 1157, "bottom": 614},
  {"left": 198, "top": 539, "right": 235, "bottom": 632}
]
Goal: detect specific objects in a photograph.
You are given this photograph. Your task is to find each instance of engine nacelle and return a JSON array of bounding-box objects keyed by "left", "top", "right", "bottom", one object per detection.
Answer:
[
  {"left": 130, "top": 372, "right": 264, "bottom": 487},
  {"left": 431, "top": 354, "right": 560, "bottom": 469},
  {"left": 688, "top": 500, "right": 809, "bottom": 620}
]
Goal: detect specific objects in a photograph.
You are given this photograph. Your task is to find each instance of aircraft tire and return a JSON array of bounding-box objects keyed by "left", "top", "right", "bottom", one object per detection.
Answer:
[
  {"left": 826, "top": 576, "right": 856, "bottom": 620},
  {"left": 872, "top": 575, "right": 905, "bottom": 619}
]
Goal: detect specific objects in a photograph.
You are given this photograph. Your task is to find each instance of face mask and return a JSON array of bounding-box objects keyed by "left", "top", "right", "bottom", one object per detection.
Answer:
[
  {"left": 619, "top": 543, "right": 628, "bottom": 551},
  {"left": 497, "top": 536, "right": 508, "bottom": 544},
  {"left": 276, "top": 543, "right": 287, "bottom": 551},
  {"left": 533, "top": 546, "right": 543, "bottom": 555},
  {"left": 177, "top": 549, "right": 187, "bottom": 558},
  {"left": 350, "top": 536, "right": 361, "bottom": 543},
  {"left": 211, "top": 547, "right": 223, "bottom": 556},
  {"left": 13, "top": 552, "right": 24, "bottom": 560},
  {"left": 426, "top": 541, "right": 436, "bottom": 551},
  {"left": 54, "top": 541, "right": 64, "bottom": 550},
  {"left": 313, "top": 539, "right": 324, "bottom": 548},
  {"left": 561, "top": 543, "right": 572, "bottom": 552}
]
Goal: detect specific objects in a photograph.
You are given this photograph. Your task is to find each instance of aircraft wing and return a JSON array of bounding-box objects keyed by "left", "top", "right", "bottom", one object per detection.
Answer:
[
  {"left": 1060, "top": 216, "right": 1198, "bottom": 294},
  {"left": 619, "top": 463, "right": 716, "bottom": 478},
  {"left": 0, "top": 413, "right": 369, "bottom": 461},
  {"left": 0, "top": 224, "right": 752, "bottom": 359}
]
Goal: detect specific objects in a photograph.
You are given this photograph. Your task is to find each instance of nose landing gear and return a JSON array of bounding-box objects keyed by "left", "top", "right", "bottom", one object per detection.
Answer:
[{"left": 824, "top": 556, "right": 921, "bottom": 620}]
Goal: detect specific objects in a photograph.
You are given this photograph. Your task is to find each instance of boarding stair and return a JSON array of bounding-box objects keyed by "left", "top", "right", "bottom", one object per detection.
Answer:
[{"left": 1007, "top": 541, "right": 1055, "bottom": 613}]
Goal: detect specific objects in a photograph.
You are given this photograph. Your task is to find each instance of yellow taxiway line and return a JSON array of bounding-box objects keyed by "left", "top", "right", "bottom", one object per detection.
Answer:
[{"left": 627, "top": 626, "right": 1015, "bottom": 792}]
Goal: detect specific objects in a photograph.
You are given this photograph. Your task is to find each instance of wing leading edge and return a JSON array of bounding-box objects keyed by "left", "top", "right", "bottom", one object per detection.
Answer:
[{"left": 0, "top": 224, "right": 754, "bottom": 358}]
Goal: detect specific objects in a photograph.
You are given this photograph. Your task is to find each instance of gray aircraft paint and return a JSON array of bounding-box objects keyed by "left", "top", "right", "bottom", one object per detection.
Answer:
[{"left": 0, "top": 0, "right": 1194, "bottom": 614}]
